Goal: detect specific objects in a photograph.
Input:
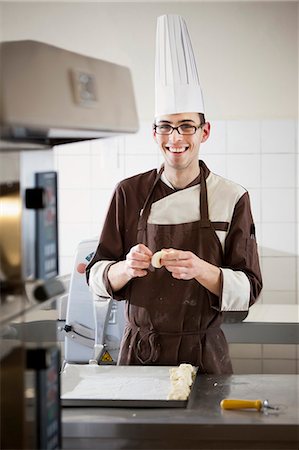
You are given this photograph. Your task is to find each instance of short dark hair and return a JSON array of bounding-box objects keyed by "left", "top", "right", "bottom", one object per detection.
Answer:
[{"left": 199, "top": 113, "right": 205, "bottom": 125}]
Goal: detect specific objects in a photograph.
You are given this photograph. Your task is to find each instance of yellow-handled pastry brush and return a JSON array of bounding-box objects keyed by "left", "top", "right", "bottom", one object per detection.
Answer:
[{"left": 220, "top": 399, "right": 279, "bottom": 412}]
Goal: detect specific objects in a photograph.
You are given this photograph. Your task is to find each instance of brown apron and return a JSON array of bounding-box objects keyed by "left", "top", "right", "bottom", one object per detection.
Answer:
[{"left": 118, "top": 161, "right": 233, "bottom": 374}]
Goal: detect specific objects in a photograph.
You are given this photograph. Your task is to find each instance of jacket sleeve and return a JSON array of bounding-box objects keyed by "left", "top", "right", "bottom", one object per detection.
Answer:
[
  {"left": 85, "top": 184, "right": 128, "bottom": 300},
  {"left": 211, "top": 191, "right": 263, "bottom": 312}
]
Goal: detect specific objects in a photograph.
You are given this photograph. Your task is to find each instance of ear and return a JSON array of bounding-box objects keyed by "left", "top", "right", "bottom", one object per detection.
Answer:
[
  {"left": 152, "top": 127, "right": 158, "bottom": 143},
  {"left": 200, "top": 122, "right": 211, "bottom": 143}
]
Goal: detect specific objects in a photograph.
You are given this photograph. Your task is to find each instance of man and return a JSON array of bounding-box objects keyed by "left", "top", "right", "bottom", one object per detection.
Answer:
[{"left": 86, "top": 15, "right": 262, "bottom": 374}]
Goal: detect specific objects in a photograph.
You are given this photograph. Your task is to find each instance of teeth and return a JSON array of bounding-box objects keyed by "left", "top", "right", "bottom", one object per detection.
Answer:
[{"left": 167, "top": 147, "right": 187, "bottom": 153}]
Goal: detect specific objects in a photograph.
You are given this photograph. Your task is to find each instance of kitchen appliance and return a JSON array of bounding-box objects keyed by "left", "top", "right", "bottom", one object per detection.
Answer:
[
  {"left": 0, "top": 147, "right": 63, "bottom": 450},
  {"left": 0, "top": 40, "right": 139, "bottom": 152},
  {"left": 0, "top": 39, "right": 138, "bottom": 449},
  {"left": 0, "top": 151, "right": 61, "bottom": 304},
  {"left": 60, "top": 238, "right": 125, "bottom": 365}
]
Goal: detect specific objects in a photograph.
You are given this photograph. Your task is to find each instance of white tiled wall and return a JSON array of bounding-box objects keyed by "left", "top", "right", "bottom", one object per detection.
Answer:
[
  {"left": 54, "top": 119, "right": 298, "bottom": 373},
  {"left": 229, "top": 344, "right": 298, "bottom": 374}
]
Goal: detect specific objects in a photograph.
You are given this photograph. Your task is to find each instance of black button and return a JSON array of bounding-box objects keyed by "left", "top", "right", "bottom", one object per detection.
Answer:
[{"left": 25, "top": 187, "right": 45, "bottom": 209}]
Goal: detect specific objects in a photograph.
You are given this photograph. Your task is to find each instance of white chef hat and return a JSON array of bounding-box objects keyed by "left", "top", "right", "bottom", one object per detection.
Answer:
[{"left": 155, "top": 14, "right": 205, "bottom": 117}]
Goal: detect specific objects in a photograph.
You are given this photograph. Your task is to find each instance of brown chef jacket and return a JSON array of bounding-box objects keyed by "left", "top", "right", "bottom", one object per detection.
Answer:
[{"left": 86, "top": 161, "right": 262, "bottom": 374}]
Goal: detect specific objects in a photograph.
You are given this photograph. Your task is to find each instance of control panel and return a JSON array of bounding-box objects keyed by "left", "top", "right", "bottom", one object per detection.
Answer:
[{"left": 34, "top": 172, "right": 58, "bottom": 280}]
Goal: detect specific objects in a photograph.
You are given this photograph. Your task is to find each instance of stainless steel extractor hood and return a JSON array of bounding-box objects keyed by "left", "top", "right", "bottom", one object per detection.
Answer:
[{"left": 0, "top": 40, "right": 139, "bottom": 151}]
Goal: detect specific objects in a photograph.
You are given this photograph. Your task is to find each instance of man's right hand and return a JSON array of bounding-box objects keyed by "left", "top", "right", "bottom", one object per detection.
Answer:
[
  {"left": 107, "top": 244, "right": 153, "bottom": 292},
  {"left": 124, "top": 243, "right": 153, "bottom": 278}
]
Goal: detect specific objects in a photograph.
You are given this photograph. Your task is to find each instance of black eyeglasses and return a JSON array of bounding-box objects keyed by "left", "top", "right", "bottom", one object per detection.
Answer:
[{"left": 153, "top": 123, "right": 204, "bottom": 136}]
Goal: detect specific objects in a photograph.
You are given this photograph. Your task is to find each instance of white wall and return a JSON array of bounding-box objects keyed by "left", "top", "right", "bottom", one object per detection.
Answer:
[{"left": 1, "top": 1, "right": 298, "bottom": 372}]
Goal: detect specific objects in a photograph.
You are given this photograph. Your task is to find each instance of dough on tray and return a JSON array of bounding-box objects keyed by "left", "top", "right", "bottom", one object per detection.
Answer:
[
  {"left": 168, "top": 385, "right": 190, "bottom": 401},
  {"left": 167, "top": 363, "right": 196, "bottom": 401},
  {"left": 169, "top": 363, "right": 196, "bottom": 386}
]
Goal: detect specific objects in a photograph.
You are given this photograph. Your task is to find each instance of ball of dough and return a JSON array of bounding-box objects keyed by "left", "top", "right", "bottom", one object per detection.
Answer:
[{"left": 151, "top": 250, "right": 166, "bottom": 268}]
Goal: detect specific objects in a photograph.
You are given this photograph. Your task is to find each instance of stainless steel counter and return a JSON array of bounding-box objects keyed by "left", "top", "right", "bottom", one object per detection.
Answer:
[
  {"left": 222, "top": 304, "right": 299, "bottom": 344},
  {"left": 62, "top": 374, "right": 299, "bottom": 449},
  {"left": 222, "top": 321, "right": 299, "bottom": 344}
]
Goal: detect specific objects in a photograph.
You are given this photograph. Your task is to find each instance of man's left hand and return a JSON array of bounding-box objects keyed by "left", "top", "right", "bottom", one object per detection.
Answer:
[
  {"left": 160, "top": 248, "right": 221, "bottom": 296},
  {"left": 161, "top": 248, "right": 201, "bottom": 280}
]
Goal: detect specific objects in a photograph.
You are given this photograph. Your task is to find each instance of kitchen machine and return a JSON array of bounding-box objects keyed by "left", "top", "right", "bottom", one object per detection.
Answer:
[
  {"left": 0, "top": 39, "right": 138, "bottom": 450},
  {"left": 60, "top": 238, "right": 125, "bottom": 365}
]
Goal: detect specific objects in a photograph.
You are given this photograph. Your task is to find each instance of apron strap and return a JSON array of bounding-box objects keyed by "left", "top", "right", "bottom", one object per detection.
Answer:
[
  {"left": 199, "top": 160, "right": 211, "bottom": 228},
  {"left": 137, "top": 166, "right": 164, "bottom": 237},
  {"left": 133, "top": 326, "right": 208, "bottom": 365}
]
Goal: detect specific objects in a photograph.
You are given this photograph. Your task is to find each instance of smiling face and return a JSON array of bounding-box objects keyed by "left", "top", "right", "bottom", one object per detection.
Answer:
[{"left": 153, "top": 113, "right": 210, "bottom": 178}]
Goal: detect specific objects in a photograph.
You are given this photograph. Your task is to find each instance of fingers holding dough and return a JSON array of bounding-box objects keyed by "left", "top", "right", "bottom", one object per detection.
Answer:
[{"left": 151, "top": 250, "right": 166, "bottom": 269}]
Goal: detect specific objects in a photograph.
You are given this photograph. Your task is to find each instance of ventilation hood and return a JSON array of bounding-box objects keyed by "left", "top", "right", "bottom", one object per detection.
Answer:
[{"left": 0, "top": 40, "right": 139, "bottom": 151}]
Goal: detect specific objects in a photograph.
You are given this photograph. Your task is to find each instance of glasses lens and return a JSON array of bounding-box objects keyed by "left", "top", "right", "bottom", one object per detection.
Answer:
[
  {"left": 155, "top": 125, "right": 172, "bottom": 135},
  {"left": 178, "top": 125, "right": 197, "bottom": 135},
  {"left": 155, "top": 124, "right": 200, "bottom": 135}
]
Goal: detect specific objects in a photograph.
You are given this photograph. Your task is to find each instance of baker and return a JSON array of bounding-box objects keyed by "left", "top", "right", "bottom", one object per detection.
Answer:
[{"left": 86, "top": 14, "right": 262, "bottom": 374}]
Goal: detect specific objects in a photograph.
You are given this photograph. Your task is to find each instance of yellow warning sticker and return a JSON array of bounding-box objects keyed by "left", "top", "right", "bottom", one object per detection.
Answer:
[{"left": 101, "top": 351, "right": 113, "bottom": 362}]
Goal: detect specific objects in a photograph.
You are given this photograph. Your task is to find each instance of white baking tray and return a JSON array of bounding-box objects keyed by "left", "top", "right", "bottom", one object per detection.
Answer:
[{"left": 61, "top": 364, "right": 189, "bottom": 408}]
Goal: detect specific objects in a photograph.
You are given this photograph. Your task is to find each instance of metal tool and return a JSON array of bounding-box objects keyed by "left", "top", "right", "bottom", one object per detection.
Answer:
[{"left": 220, "top": 399, "right": 279, "bottom": 412}]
